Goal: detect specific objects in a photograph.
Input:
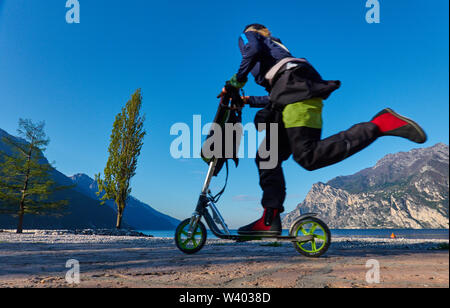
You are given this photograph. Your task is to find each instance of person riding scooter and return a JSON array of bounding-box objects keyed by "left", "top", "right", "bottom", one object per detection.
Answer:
[{"left": 221, "top": 23, "right": 427, "bottom": 236}]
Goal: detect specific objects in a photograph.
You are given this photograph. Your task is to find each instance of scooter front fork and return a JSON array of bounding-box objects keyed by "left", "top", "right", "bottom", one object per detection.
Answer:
[
  {"left": 187, "top": 212, "right": 202, "bottom": 237},
  {"left": 188, "top": 193, "right": 210, "bottom": 236}
]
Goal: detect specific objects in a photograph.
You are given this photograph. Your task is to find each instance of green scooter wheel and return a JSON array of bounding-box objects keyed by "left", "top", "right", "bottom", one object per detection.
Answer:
[
  {"left": 290, "top": 217, "right": 331, "bottom": 258},
  {"left": 175, "top": 218, "right": 207, "bottom": 254}
]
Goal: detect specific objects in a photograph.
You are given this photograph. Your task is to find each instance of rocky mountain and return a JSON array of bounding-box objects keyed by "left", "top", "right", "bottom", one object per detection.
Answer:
[
  {"left": 283, "top": 143, "right": 449, "bottom": 229},
  {"left": 0, "top": 128, "right": 179, "bottom": 230}
]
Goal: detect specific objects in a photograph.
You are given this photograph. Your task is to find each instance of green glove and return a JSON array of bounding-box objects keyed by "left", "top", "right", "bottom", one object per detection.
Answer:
[{"left": 229, "top": 74, "right": 247, "bottom": 89}]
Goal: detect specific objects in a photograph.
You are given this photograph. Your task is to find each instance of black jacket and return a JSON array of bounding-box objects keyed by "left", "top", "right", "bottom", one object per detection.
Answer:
[
  {"left": 269, "top": 61, "right": 341, "bottom": 109},
  {"left": 235, "top": 31, "right": 340, "bottom": 109}
]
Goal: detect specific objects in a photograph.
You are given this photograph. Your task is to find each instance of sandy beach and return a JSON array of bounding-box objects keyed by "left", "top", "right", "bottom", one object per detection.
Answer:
[{"left": 0, "top": 230, "right": 448, "bottom": 288}]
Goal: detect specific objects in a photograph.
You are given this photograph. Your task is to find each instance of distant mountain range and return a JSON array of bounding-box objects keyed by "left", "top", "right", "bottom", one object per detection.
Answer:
[
  {"left": 283, "top": 143, "right": 449, "bottom": 229},
  {"left": 69, "top": 173, "right": 179, "bottom": 229},
  {"left": 0, "top": 128, "right": 179, "bottom": 230}
]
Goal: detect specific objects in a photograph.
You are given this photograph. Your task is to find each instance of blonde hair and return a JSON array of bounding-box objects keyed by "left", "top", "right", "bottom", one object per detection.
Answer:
[{"left": 245, "top": 26, "right": 271, "bottom": 37}]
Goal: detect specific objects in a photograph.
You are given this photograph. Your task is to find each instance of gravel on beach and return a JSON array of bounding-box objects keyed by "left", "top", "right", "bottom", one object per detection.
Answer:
[{"left": 0, "top": 230, "right": 448, "bottom": 288}]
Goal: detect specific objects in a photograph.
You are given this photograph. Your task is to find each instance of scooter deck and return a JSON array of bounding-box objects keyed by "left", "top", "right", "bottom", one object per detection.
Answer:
[{"left": 216, "top": 234, "right": 314, "bottom": 243}]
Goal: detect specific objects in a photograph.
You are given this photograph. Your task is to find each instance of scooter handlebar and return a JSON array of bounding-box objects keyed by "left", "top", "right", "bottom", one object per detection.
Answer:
[{"left": 217, "top": 84, "right": 245, "bottom": 109}]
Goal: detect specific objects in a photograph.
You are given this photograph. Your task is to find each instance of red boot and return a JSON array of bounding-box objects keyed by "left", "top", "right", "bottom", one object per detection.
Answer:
[
  {"left": 238, "top": 208, "right": 282, "bottom": 236},
  {"left": 371, "top": 108, "right": 427, "bottom": 144}
]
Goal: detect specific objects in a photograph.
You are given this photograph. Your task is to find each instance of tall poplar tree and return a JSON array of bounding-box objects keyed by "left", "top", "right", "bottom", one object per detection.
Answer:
[
  {"left": 0, "top": 119, "right": 69, "bottom": 233},
  {"left": 96, "top": 89, "right": 146, "bottom": 229}
]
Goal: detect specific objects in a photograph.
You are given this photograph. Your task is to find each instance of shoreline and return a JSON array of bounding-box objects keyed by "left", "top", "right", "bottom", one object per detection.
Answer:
[
  {"left": 1, "top": 228, "right": 449, "bottom": 242},
  {"left": 0, "top": 229, "right": 448, "bottom": 246}
]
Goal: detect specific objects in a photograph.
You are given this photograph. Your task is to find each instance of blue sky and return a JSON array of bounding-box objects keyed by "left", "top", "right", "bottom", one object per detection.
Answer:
[{"left": 0, "top": 0, "right": 448, "bottom": 228}]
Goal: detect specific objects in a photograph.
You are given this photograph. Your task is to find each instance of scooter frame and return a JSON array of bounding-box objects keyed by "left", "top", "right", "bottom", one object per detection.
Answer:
[{"left": 186, "top": 158, "right": 316, "bottom": 244}]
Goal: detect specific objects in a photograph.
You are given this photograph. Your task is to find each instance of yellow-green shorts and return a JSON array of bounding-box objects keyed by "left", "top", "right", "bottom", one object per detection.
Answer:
[{"left": 282, "top": 98, "right": 323, "bottom": 129}]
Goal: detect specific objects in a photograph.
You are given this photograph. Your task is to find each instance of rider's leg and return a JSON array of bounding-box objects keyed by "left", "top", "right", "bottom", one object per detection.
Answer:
[
  {"left": 283, "top": 102, "right": 427, "bottom": 171},
  {"left": 286, "top": 123, "right": 379, "bottom": 171},
  {"left": 238, "top": 122, "right": 291, "bottom": 235},
  {"left": 256, "top": 133, "right": 291, "bottom": 214}
]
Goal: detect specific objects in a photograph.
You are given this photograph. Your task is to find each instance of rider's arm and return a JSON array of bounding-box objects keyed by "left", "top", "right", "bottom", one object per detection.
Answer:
[
  {"left": 247, "top": 96, "right": 270, "bottom": 108},
  {"left": 235, "top": 31, "right": 262, "bottom": 84}
]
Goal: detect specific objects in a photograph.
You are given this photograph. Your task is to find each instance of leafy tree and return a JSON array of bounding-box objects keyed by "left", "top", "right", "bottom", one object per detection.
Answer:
[
  {"left": 0, "top": 119, "right": 69, "bottom": 233},
  {"left": 96, "top": 89, "right": 146, "bottom": 229}
]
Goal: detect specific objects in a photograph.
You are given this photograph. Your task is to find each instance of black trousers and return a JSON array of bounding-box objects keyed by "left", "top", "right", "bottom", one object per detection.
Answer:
[{"left": 255, "top": 119, "right": 380, "bottom": 212}]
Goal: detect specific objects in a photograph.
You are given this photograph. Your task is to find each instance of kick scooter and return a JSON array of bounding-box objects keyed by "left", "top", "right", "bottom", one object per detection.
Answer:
[{"left": 174, "top": 88, "right": 331, "bottom": 258}]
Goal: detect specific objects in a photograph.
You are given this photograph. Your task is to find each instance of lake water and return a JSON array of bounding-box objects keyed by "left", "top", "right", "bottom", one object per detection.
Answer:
[{"left": 140, "top": 229, "right": 449, "bottom": 240}]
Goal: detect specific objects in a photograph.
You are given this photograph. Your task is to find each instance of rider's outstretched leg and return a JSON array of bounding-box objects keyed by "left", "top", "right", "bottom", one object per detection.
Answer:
[
  {"left": 286, "top": 123, "right": 379, "bottom": 171},
  {"left": 284, "top": 107, "right": 427, "bottom": 171}
]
